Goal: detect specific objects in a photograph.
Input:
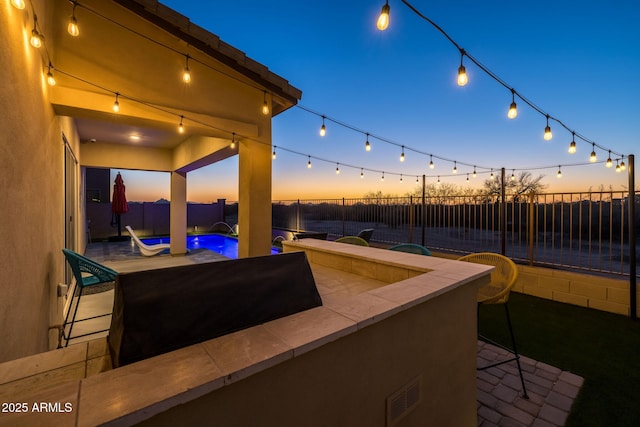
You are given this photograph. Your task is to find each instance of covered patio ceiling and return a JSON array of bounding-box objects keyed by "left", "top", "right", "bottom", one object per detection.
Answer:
[{"left": 46, "top": 0, "right": 301, "bottom": 156}]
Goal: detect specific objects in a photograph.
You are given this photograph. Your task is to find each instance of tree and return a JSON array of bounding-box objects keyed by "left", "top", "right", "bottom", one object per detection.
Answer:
[{"left": 483, "top": 171, "right": 547, "bottom": 201}]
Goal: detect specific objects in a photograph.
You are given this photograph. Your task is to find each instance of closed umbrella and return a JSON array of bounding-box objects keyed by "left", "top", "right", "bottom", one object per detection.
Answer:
[{"left": 111, "top": 172, "right": 129, "bottom": 239}]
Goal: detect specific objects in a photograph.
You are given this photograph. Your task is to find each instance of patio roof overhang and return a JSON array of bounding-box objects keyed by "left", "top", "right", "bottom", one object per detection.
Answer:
[{"left": 47, "top": 0, "right": 301, "bottom": 171}]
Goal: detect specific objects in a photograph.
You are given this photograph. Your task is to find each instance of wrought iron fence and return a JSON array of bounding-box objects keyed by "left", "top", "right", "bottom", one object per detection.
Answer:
[{"left": 272, "top": 191, "right": 639, "bottom": 278}]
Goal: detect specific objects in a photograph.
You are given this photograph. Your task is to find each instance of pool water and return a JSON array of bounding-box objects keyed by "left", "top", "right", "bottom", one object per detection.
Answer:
[{"left": 141, "top": 234, "right": 279, "bottom": 259}]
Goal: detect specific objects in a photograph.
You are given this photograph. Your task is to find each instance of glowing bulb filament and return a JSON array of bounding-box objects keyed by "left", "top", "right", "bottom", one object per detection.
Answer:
[
  {"left": 262, "top": 91, "right": 270, "bottom": 115},
  {"left": 543, "top": 116, "right": 552, "bottom": 141},
  {"left": 68, "top": 3, "right": 79, "bottom": 37},
  {"left": 589, "top": 144, "right": 597, "bottom": 163},
  {"left": 457, "top": 65, "right": 468, "bottom": 86},
  {"left": 377, "top": 2, "right": 390, "bottom": 31},
  {"left": 182, "top": 56, "right": 191, "bottom": 83},
  {"left": 319, "top": 116, "right": 326, "bottom": 137},
  {"left": 307, "top": 156, "right": 312, "bottom": 168},
  {"left": 112, "top": 93, "right": 120, "bottom": 112},
  {"left": 400, "top": 146, "right": 405, "bottom": 162},
  {"left": 178, "top": 116, "right": 185, "bottom": 134},
  {"left": 46, "top": 64, "right": 56, "bottom": 86},
  {"left": 508, "top": 102, "right": 517, "bottom": 119}
]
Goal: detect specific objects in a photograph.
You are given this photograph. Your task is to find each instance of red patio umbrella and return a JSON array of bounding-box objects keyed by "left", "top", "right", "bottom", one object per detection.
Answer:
[{"left": 111, "top": 172, "right": 129, "bottom": 238}]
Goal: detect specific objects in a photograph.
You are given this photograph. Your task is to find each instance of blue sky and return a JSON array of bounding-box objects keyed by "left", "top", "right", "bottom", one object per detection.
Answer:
[{"left": 123, "top": 0, "right": 639, "bottom": 202}]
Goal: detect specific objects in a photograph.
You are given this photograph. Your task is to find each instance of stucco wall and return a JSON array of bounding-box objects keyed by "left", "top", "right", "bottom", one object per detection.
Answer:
[
  {"left": 137, "top": 282, "right": 478, "bottom": 427},
  {"left": 0, "top": 1, "right": 73, "bottom": 362}
]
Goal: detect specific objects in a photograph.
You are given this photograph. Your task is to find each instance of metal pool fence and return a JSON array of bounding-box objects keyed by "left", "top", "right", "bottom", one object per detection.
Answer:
[{"left": 272, "top": 191, "right": 639, "bottom": 278}]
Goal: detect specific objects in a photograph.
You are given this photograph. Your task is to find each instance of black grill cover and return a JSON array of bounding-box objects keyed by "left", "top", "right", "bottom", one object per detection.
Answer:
[{"left": 108, "top": 251, "right": 321, "bottom": 367}]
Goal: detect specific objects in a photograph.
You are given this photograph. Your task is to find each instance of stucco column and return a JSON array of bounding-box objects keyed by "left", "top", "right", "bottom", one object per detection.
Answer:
[
  {"left": 238, "top": 132, "right": 272, "bottom": 258},
  {"left": 170, "top": 171, "right": 187, "bottom": 255}
]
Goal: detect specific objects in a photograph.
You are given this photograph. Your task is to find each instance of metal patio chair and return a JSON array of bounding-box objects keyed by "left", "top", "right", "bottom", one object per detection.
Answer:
[
  {"left": 356, "top": 228, "right": 374, "bottom": 243},
  {"left": 388, "top": 243, "right": 431, "bottom": 256},
  {"left": 457, "top": 252, "right": 528, "bottom": 399},
  {"left": 335, "top": 236, "right": 369, "bottom": 246},
  {"left": 61, "top": 248, "right": 118, "bottom": 347}
]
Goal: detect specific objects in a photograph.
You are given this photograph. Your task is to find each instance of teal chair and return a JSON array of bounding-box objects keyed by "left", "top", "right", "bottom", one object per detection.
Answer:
[
  {"left": 388, "top": 243, "right": 432, "bottom": 256},
  {"left": 62, "top": 248, "right": 118, "bottom": 347},
  {"left": 335, "top": 236, "right": 369, "bottom": 246}
]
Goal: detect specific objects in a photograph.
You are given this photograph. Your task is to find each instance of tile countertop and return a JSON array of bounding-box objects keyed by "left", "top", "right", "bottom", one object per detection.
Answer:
[{"left": 0, "top": 241, "right": 492, "bottom": 427}]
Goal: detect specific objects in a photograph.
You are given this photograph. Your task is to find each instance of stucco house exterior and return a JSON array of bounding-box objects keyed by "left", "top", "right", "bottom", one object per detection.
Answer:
[{"left": 1, "top": 0, "right": 301, "bottom": 363}]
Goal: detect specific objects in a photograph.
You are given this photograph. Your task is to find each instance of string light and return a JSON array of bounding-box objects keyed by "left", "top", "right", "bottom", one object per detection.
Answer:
[
  {"left": 510, "top": 170, "right": 515, "bottom": 181},
  {"left": 543, "top": 115, "right": 552, "bottom": 141},
  {"left": 10, "top": 0, "right": 26, "bottom": 9},
  {"left": 429, "top": 154, "right": 435, "bottom": 169},
  {"left": 319, "top": 116, "right": 326, "bottom": 137},
  {"left": 437, "top": 176, "right": 441, "bottom": 185},
  {"left": 616, "top": 160, "right": 621, "bottom": 172},
  {"left": 360, "top": 168, "right": 364, "bottom": 179},
  {"left": 262, "top": 91, "right": 270, "bottom": 115},
  {"left": 490, "top": 169, "right": 494, "bottom": 180},
  {"left": 400, "top": 174, "right": 403, "bottom": 183},
  {"left": 182, "top": 55, "right": 191, "bottom": 83},
  {"left": 466, "top": 173, "right": 469, "bottom": 182},
  {"left": 178, "top": 115, "right": 185, "bottom": 133},
  {"left": 568, "top": 132, "right": 577, "bottom": 154},
  {"left": 507, "top": 89, "right": 518, "bottom": 119},
  {"left": 457, "top": 49, "right": 468, "bottom": 87},
  {"left": 46, "top": 63, "right": 56, "bottom": 86},
  {"left": 473, "top": 166, "right": 477, "bottom": 178},
  {"left": 230, "top": 132, "right": 236, "bottom": 149},
  {"left": 557, "top": 166, "right": 562, "bottom": 178},
  {"left": 400, "top": 146, "right": 405, "bottom": 162},
  {"left": 272, "top": 146, "right": 277, "bottom": 160},
  {"left": 30, "top": 15, "right": 43, "bottom": 48},
  {"left": 112, "top": 93, "right": 120, "bottom": 112},
  {"left": 381, "top": 172, "right": 385, "bottom": 181},
  {"left": 416, "top": 176, "right": 419, "bottom": 183},
  {"left": 307, "top": 155, "right": 312, "bottom": 168},
  {"left": 377, "top": 1, "right": 390, "bottom": 31},
  {"left": 68, "top": 1, "right": 80, "bottom": 37},
  {"left": 365, "top": 133, "right": 371, "bottom": 151},
  {"left": 606, "top": 151, "right": 612, "bottom": 168},
  {"left": 336, "top": 163, "right": 340, "bottom": 174},
  {"left": 452, "top": 161, "right": 457, "bottom": 174},
  {"left": 589, "top": 143, "right": 597, "bottom": 162},
  {"left": 620, "top": 158, "right": 626, "bottom": 170}
]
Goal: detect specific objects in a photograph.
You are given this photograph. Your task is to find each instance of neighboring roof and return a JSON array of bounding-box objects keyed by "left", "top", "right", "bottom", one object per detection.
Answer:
[{"left": 113, "top": 0, "right": 302, "bottom": 113}]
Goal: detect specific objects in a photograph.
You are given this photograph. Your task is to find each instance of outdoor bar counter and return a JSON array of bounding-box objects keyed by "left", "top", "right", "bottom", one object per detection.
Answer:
[{"left": 0, "top": 240, "right": 492, "bottom": 426}]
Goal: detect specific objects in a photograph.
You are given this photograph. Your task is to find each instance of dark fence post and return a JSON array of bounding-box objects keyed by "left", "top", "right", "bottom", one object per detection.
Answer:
[
  {"left": 629, "top": 154, "right": 636, "bottom": 320},
  {"left": 528, "top": 192, "right": 535, "bottom": 266},
  {"left": 409, "top": 195, "right": 414, "bottom": 243},
  {"left": 342, "top": 197, "right": 346, "bottom": 237},
  {"left": 421, "top": 174, "right": 426, "bottom": 247},
  {"left": 501, "top": 168, "right": 506, "bottom": 255}
]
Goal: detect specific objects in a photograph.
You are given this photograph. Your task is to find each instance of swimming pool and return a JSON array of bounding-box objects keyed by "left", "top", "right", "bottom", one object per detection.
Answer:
[{"left": 141, "top": 234, "right": 279, "bottom": 259}]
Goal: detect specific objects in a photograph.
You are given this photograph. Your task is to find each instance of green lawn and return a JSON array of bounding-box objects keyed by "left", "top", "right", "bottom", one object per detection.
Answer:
[{"left": 479, "top": 292, "right": 640, "bottom": 427}]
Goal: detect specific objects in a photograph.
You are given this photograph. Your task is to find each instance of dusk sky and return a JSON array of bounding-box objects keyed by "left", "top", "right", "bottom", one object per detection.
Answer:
[{"left": 119, "top": 0, "right": 639, "bottom": 203}]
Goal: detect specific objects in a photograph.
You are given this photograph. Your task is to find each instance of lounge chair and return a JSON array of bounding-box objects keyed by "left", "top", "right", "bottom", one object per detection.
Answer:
[
  {"left": 356, "top": 228, "right": 374, "bottom": 243},
  {"left": 61, "top": 248, "right": 118, "bottom": 347},
  {"left": 125, "top": 225, "right": 170, "bottom": 256},
  {"left": 388, "top": 243, "right": 431, "bottom": 256},
  {"left": 335, "top": 236, "right": 369, "bottom": 246}
]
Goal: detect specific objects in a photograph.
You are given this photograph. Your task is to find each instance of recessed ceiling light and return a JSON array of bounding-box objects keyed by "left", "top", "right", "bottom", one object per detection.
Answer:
[{"left": 129, "top": 135, "right": 141, "bottom": 141}]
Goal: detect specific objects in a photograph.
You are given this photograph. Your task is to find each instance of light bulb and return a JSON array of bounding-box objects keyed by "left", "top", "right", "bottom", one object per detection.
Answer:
[
  {"left": 381, "top": 172, "right": 385, "bottom": 181},
  {"left": 508, "top": 90, "right": 518, "bottom": 119},
  {"left": 544, "top": 125, "right": 552, "bottom": 141},
  {"left": 416, "top": 176, "right": 419, "bottom": 183},
  {"left": 262, "top": 91, "right": 270, "bottom": 115},
  {"left": 400, "top": 147, "right": 405, "bottom": 162},
  {"left": 457, "top": 65, "right": 468, "bottom": 86},
  {"left": 511, "top": 172, "right": 515, "bottom": 181},
  {"left": 452, "top": 162, "right": 457, "bottom": 174},
  {"left": 336, "top": 164, "right": 340, "bottom": 174},
  {"left": 365, "top": 140, "right": 371, "bottom": 151},
  {"left": 429, "top": 155, "right": 435, "bottom": 169},
  {"left": 466, "top": 174, "right": 469, "bottom": 182},
  {"left": 557, "top": 167, "right": 562, "bottom": 178},
  {"left": 568, "top": 141, "right": 577, "bottom": 154},
  {"left": 230, "top": 133, "right": 236, "bottom": 149},
  {"left": 616, "top": 162, "right": 621, "bottom": 172},
  {"left": 620, "top": 160, "right": 626, "bottom": 170},
  {"left": 606, "top": 152, "right": 612, "bottom": 168},
  {"left": 437, "top": 176, "right": 441, "bottom": 185},
  {"left": 400, "top": 174, "right": 403, "bottom": 183},
  {"left": 360, "top": 169, "right": 364, "bottom": 179},
  {"left": 46, "top": 65, "right": 56, "bottom": 86},
  {"left": 490, "top": 170, "right": 495, "bottom": 180},
  {"left": 473, "top": 167, "right": 477, "bottom": 178},
  {"left": 30, "top": 29, "right": 43, "bottom": 48},
  {"left": 112, "top": 93, "right": 120, "bottom": 112},
  {"left": 307, "top": 157, "right": 312, "bottom": 168},
  {"left": 377, "top": 2, "right": 390, "bottom": 31},
  {"left": 272, "top": 148, "right": 277, "bottom": 160},
  {"left": 182, "top": 56, "right": 191, "bottom": 83},
  {"left": 589, "top": 146, "right": 597, "bottom": 163},
  {"left": 11, "top": 0, "right": 26, "bottom": 9},
  {"left": 68, "top": 2, "right": 79, "bottom": 37},
  {"left": 178, "top": 116, "right": 185, "bottom": 134}
]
